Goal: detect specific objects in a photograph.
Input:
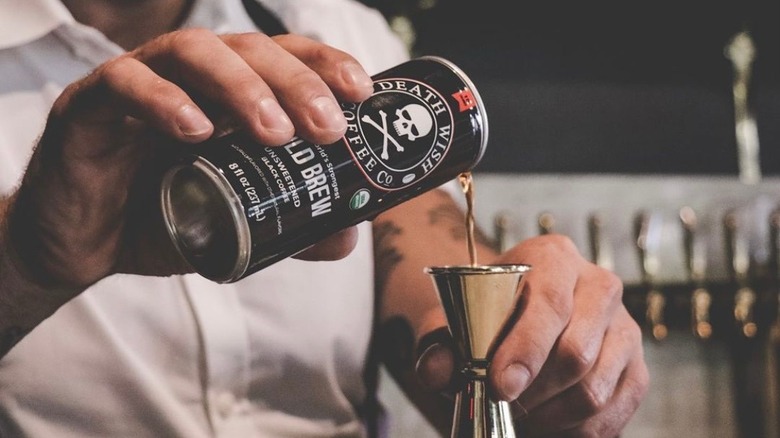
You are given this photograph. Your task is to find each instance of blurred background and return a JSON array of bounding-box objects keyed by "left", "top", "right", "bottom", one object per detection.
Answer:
[{"left": 359, "top": 1, "right": 780, "bottom": 437}]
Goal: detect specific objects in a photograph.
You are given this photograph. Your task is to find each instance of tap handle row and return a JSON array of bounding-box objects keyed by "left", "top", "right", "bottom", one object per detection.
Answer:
[{"left": 490, "top": 206, "right": 780, "bottom": 340}]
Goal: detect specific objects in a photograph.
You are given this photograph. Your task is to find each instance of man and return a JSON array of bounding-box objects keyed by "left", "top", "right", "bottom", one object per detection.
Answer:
[{"left": 0, "top": 0, "right": 648, "bottom": 436}]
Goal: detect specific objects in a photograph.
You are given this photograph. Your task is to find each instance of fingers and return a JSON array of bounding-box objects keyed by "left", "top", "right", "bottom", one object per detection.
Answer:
[
  {"left": 517, "top": 307, "right": 648, "bottom": 436},
  {"left": 548, "top": 357, "right": 648, "bottom": 438},
  {"left": 56, "top": 30, "right": 374, "bottom": 148},
  {"left": 292, "top": 226, "right": 359, "bottom": 261},
  {"left": 489, "top": 235, "right": 585, "bottom": 401},
  {"left": 270, "top": 34, "right": 375, "bottom": 102},
  {"left": 134, "top": 30, "right": 296, "bottom": 145},
  {"left": 414, "top": 326, "right": 457, "bottom": 391},
  {"left": 144, "top": 30, "right": 372, "bottom": 144},
  {"left": 515, "top": 264, "right": 623, "bottom": 410},
  {"left": 55, "top": 56, "right": 214, "bottom": 146},
  {"left": 224, "top": 32, "right": 374, "bottom": 143}
]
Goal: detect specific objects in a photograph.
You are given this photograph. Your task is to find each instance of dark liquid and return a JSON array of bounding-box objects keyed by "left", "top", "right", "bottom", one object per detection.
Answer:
[{"left": 458, "top": 172, "right": 478, "bottom": 266}]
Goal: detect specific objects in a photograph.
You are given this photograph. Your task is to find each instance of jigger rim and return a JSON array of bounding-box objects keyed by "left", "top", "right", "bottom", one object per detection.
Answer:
[{"left": 424, "top": 264, "right": 531, "bottom": 275}]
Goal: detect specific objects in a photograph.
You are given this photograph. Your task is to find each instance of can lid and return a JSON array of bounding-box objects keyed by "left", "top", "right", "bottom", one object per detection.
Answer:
[
  {"left": 418, "top": 56, "right": 489, "bottom": 169},
  {"left": 160, "top": 158, "right": 251, "bottom": 283}
]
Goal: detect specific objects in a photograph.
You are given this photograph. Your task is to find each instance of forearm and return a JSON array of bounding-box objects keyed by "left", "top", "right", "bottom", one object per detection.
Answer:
[
  {"left": 372, "top": 187, "right": 497, "bottom": 433},
  {"left": 0, "top": 193, "right": 80, "bottom": 358},
  {"left": 375, "top": 188, "right": 497, "bottom": 334}
]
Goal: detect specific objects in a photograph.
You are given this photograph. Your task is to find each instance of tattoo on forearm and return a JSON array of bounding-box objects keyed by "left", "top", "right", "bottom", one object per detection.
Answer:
[
  {"left": 0, "top": 326, "right": 30, "bottom": 357},
  {"left": 373, "top": 221, "right": 403, "bottom": 295},
  {"left": 428, "top": 199, "right": 493, "bottom": 247}
]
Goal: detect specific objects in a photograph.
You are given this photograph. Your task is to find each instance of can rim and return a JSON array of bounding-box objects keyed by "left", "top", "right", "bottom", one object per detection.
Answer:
[
  {"left": 160, "top": 158, "right": 251, "bottom": 283},
  {"left": 417, "top": 55, "right": 489, "bottom": 169}
]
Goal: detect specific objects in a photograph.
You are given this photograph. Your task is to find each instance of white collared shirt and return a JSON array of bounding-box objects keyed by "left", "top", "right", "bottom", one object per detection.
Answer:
[{"left": 0, "top": 0, "right": 408, "bottom": 436}]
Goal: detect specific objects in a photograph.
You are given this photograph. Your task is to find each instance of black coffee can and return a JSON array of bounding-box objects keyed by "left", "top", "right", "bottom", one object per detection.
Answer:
[{"left": 160, "top": 56, "right": 488, "bottom": 283}]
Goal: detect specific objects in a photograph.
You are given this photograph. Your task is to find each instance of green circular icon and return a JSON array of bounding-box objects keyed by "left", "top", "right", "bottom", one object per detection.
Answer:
[{"left": 349, "top": 189, "right": 371, "bottom": 210}]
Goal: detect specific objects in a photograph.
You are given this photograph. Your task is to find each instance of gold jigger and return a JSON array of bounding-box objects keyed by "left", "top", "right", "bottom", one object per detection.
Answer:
[{"left": 425, "top": 264, "right": 531, "bottom": 438}]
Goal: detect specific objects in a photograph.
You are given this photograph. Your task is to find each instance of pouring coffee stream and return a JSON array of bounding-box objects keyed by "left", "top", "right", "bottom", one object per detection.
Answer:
[
  {"left": 459, "top": 171, "right": 478, "bottom": 267},
  {"left": 427, "top": 172, "right": 531, "bottom": 437}
]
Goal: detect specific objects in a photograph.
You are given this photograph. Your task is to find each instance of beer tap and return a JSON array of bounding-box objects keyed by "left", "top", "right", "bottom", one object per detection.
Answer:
[
  {"left": 493, "top": 212, "right": 511, "bottom": 253},
  {"left": 588, "top": 212, "right": 614, "bottom": 272},
  {"left": 725, "top": 30, "right": 761, "bottom": 185},
  {"left": 538, "top": 211, "right": 556, "bottom": 235},
  {"left": 724, "top": 210, "right": 758, "bottom": 338},
  {"left": 634, "top": 210, "right": 667, "bottom": 341},
  {"left": 680, "top": 206, "right": 712, "bottom": 339}
]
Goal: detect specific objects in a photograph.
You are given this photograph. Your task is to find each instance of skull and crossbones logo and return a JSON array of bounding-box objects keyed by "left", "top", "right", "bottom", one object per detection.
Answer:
[{"left": 361, "top": 103, "right": 434, "bottom": 160}]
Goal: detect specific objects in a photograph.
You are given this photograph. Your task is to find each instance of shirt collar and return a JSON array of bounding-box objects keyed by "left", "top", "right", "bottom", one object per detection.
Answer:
[{"left": 0, "top": 0, "right": 257, "bottom": 51}]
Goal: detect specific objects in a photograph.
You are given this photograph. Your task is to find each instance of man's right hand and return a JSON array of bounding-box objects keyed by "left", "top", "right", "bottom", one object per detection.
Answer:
[{"left": 7, "top": 30, "right": 375, "bottom": 289}]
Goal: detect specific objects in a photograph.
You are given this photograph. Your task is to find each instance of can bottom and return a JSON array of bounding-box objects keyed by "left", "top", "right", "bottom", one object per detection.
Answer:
[{"left": 161, "top": 162, "right": 249, "bottom": 282}]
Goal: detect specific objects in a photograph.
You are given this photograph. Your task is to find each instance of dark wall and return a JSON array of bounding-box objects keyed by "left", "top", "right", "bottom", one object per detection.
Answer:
[{"left": 362, "top": 1, "right": 780, "bottom": 175}]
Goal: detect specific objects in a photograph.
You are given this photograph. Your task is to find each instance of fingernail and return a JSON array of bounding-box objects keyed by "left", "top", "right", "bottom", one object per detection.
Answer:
[
  {"left": 257, "top": 98, "right": 293, "bottom": 134},
  {"left": 310, "top": 96, "right": 347, "bottom": 133},
  {"left": 341, "top": 62, "right": 373, "bottom": 90},
  {"left": 177, "top": 105, "right": 212, "bottom": 137},
  {"left": 501, "top": 363, "right": 530, "bottom": 400}
]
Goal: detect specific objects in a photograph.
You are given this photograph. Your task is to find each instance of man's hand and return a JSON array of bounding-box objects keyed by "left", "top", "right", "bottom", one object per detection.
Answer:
[
  {"left": 7, "top": 30, "right": 374, "bottom": 289},
  {"left": 416, "top": 235, "right": 649, "bottom": 437},
  {"left": 373, "top": 189, "right": 648, "bottom": 437}
]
